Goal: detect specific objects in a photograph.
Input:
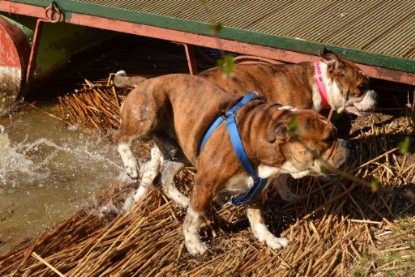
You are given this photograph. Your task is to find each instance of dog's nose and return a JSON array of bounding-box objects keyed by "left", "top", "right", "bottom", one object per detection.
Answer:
[
  {"left": 338, "top": 138, "right": 357, "bottom": 171},
  {"left": 367, "top": 89, "right": 378, "bottom": 99},
  {"left": 366, "top": 89, "right": 378, "bottom": 105}
]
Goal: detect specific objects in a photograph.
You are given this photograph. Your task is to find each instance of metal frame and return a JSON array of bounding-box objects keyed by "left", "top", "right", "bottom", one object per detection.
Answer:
[{"left": 1, "top": 1, "right": 414, "bottom": 85}]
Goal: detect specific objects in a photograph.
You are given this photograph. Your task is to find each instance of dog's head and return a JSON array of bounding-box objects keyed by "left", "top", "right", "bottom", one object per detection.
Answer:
[
  {"left": 319, "top": 49, "right": 377, "bottom": 116},
  {"left": 264, "top": 106, "right": 349, "bottom": 179}
]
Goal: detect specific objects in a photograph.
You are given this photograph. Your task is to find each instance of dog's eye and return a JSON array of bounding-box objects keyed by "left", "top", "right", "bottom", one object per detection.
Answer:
[
  {"left": 323, "top": 136, "right": 335, "bottom": 145},
  {"left": 358, "top": 84, "right": 369, "bottom": 92}
]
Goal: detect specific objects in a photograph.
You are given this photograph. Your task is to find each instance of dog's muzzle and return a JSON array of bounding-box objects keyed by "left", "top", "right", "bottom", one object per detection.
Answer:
[
  {"left": 346, "top": 90, "right": 378, "bottom": 116},
  {"left": 325, "top": 138, "right": 350, "bottom": 171}
]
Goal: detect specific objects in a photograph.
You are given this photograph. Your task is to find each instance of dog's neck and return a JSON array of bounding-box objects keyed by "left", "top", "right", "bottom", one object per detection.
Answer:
[{"left": 311, "top": 62, "right": 343, "bottom": 112}]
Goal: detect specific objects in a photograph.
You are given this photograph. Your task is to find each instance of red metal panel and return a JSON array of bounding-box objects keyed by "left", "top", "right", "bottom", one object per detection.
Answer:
[
  {"left": 0, "top": 2, "right": 45, "bottom": 18},
  {"left": 0, "top": 15, "right": 30, "bottom": 95}
]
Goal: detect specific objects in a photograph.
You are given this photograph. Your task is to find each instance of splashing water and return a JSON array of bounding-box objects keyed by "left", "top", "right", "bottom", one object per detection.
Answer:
[
  {"left": 0, "top": 125, "right": 122, "bottom": 186},
  {"left": 1, "top": 126, "right": 51, "bottom": 184},
  {"left": 0, "top": 108, "right": 124, "bottom": 254}
]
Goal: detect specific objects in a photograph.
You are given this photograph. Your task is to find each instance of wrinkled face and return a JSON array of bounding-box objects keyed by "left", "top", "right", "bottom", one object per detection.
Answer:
[
  {"left": 322, "top": 51, "right": 378, "bottom": 116},
  {"left": 275, "top": 110, "right": 349, "bottom": 178},
  {"left": 336, "top": 61, "right": 377, "bottom": 116}
]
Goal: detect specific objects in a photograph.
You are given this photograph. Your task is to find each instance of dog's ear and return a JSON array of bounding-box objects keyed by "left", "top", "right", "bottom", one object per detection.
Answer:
[
  {"left": 318, "top": 47, "right": 334, "bottom": 57},
  {"left": 320, "top": 52, "right": 346, "bottom": 75},
  {"left": 266, "top": 122, "right": 288, "bottom": 143}
]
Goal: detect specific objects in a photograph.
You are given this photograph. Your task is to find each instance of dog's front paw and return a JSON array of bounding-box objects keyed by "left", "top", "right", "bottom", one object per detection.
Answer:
[
  {"left": 270, "top": 176, "right": 302, "bottom": 203},
  {"left": 265, "top": 236, "right": 290, "bottom": 250},
  {"left": 186, "top": 240, "right": 208, "bottom": 256}
]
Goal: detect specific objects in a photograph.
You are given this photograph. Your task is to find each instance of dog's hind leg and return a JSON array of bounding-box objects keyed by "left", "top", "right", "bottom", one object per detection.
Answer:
[
  {"left": 154, "top": 136, "right": 189, "bottom": 208},
  {"left": 271, "top": 174, "right": 301, "bottom": 203},
  {"left": 123, "top": 144, "right": 163, "bottom": 211},
  {"left": 246, "top": 197, "right": 290, "bottom": 250},
  {"left": 160, "top": 161, "right": 189, "bottom": 207},
  {"left": 133, "top": 145, "right": 163, "bottom": 202}
]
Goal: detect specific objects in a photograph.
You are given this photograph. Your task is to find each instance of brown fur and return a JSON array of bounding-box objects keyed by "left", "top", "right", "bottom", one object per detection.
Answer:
[
  {"left": 117, "top": 74, "right": 347, "bottom": 211},
  {"left": 116, "top": 51, "right": 376, "bottom": 116},
  {"left": 199, "top": 50, "right": 374, "bottom": 113},
  {"left": 116, "top": 73, "right": 349, "bottom": 255}
]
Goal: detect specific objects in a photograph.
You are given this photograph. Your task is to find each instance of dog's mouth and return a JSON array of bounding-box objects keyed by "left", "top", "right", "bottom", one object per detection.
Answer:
[
  {"left": 317, "top": 138, "right": 350, "bottom": 174},
  {"left": 344, "top": 90, "right": 377, "bottom": 116},
  {"left": 345, "top": 105, "right": 374, "bottom": 117}
]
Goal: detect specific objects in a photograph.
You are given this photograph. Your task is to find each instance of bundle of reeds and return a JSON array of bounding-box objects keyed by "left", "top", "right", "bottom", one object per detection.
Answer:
[{"left": 57, "top": 74, "right": 127, "bottom": 133}]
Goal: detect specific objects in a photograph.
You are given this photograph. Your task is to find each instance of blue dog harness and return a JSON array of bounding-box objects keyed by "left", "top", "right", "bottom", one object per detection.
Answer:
[{"left": 200, "top": 92, "right": 268, "bottom": 205}]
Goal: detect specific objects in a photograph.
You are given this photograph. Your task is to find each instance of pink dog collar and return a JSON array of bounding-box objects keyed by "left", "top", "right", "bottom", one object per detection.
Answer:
[{"left": 315, "top": 62, "right": 329, "bottom": 108}]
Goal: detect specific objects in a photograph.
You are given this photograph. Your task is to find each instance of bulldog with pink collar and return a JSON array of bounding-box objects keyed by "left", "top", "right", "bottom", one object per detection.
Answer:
[{"left": 200, "top": 49, "right": 377, "bottom": 117}]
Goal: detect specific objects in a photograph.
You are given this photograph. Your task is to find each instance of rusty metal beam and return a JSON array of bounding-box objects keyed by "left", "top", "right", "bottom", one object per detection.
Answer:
[
  {"left": 25, "top": 19, "right": 44, "bottom": 87},
  {"left": 182, "top": 44, "right": 197, "bottom": 75},
  {"left": 1, "top": 1, "right": 414, "bottom": 86}
]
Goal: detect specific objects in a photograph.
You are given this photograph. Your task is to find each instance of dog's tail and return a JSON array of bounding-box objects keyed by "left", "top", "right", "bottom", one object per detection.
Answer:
[{"left": 113, "top": 70, "right": 147, "bottom": 88}]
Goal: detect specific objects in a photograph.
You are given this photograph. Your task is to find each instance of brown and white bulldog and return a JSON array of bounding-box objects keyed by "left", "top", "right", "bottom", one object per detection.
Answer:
[
  {"left": 116, "top": 73, "right": 349, "bottom": 255},
  {"left": 200, "top": 49, "right": 377, "bottom": 117},
  {"left": 115, "top": 50, "right": 376, "bottom": 203}
]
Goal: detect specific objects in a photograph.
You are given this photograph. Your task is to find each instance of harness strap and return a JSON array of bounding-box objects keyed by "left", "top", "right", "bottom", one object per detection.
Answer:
[
  {"left": 199, "top": 92, "right": 268, "bottom": 205},
  {"left": 200, "top": 92, "right": 260, "bottom": 152},
  {"left": 225, "top": 115, "right": 268, "bottom": 205}
]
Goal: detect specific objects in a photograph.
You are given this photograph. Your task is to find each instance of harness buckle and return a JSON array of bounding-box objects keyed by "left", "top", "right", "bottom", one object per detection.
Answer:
[
  {"left": 252, "top": 92, "right": 266, "bottom": 101},
  {"left": 224, "top": 110, "right": 235, "bottom": 118}
]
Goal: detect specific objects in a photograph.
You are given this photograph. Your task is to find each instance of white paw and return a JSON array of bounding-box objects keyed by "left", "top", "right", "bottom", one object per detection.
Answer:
[
  {"left": 179, "top": 197, "right": 190, "bottom": 208},
  {"left": 126, "top": 164, "right": 139, "bottom": 179},
  {"left": 118, "top": 143, "right": 139, "bottom": 179},
  {"left": 186, "top": 240, "right": 208, "bottom": 256},
  {"left": 265, "top": 236, "right": 290, "bottom": 250},
  {"left": 133, "top": 186, "right": 150, "bottom": 203}
]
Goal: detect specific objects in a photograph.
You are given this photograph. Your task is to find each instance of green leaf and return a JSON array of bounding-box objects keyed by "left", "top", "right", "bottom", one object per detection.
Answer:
[
  {"left": 319, "top": 163, "right": 328, "bottom": 173},
  {"left": 287, "top": 116, "right": 298, "bottom": 138},
  {"left": 209, "top": 22, "right": 223, "bottom": 36},
  {"left": 398, "top": 136, "right": 411, "bottom": 155},
  {"left": 370, "top": 179, "right": 379, "bottom": 192},
  {"left": 216, "top": 54, "right": 235, "bottom": 79}
]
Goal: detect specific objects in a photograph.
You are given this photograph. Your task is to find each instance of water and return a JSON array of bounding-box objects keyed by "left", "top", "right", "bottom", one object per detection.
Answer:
[
  {"left": 0, "top": 36, "right": 208, "bottom": 255},
  {"left": 0, "top": 104, "right": 123, "bottom": 254}
]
